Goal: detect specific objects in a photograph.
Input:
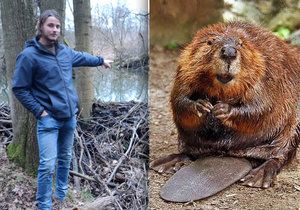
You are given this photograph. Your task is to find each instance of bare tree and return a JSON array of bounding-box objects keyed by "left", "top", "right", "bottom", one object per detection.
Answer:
[
  {"left": 0, "top": 0, "right": 38, "bottom": 174},
  {"left": 0, "top": 8, "right": 8, "bottom": 103},
  {"left": 94, "top": 3, "right": 137, "bottom": 61},
  {"left": 91, "top": 2, "right": 149, "bottom": 102},
  {"left": 73, "top": 0, "right": 94, "bottom": 118}
]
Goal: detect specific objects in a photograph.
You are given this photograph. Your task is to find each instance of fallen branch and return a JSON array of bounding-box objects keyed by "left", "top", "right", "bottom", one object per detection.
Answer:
[
  {"left": 107, "top": 119, "right": 142, "bottom": 184},
  {"left": 81, "top": 196, "right": 115, "bottom": 210},
  {"left": 70, "top": 170, "right": 96, "bottom": 182}
]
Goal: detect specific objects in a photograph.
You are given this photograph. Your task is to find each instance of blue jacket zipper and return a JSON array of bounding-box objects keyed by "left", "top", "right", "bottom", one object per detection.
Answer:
[{"left": 55, "top": 54, "right": 73, "bottom": 118}]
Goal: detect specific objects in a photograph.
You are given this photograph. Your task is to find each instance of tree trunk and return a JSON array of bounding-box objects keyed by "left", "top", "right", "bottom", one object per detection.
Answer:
[
  {"left": 73, "top": 0, "right": 94, "bottom": 119},
  {"left": 0, "top": 0, "right": 38, "bottom": 175},
  {"left": 39, "top": 0, "right": 66, "bottom": 36}
]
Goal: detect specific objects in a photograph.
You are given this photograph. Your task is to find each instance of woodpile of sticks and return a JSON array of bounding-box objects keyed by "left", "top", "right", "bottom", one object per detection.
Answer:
[
  {"left": 0, "top": 103, "right": 12, "bottom": 145},
  {"left": 115, "top": 54, "right": 149, "bottom": 72},
  {"left": 0, "top": 101, "right": 149, "bottom": 210},
  {"left": 72, "top": 101, "right": 149, "bottom": 209}
]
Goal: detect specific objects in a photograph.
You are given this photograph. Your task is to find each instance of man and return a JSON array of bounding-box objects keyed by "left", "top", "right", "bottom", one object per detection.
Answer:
[{"left": 12, "top": 10, "right": 111, "bottom": 210}]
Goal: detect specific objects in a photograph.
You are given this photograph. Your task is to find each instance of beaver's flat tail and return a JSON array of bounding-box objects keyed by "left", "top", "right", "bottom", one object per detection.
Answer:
[{"left": 160, "top": 156, "right": 252, "bottom": 202}]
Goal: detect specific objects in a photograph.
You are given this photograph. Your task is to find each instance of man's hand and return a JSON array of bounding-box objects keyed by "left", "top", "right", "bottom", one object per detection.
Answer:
[{"left": 102, "top": 59, "right": 113, "bottom": 69}]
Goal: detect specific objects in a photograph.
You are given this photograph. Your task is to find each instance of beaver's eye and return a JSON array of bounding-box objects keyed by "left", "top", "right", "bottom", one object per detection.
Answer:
[
  {"left": 207, "top": 40, "right": 213, "bottom": 45},
  {"left": 238, "top": 39, "right": 243, "bottom": 47}
]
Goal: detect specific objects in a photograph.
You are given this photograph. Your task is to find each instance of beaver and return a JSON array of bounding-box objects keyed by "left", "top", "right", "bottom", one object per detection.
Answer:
[{"left": 151, "top": 21, "right": 300, "bottom": 189}]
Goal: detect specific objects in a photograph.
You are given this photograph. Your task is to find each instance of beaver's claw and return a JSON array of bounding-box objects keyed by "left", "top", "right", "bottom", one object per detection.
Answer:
[
  {"left": 150, "top": 153, "right": 191, "bottom": 174},
  {"left": 195, "top": 99, "right": 213, "bottom": 117},
  {"left": 240, "top": 159, "right": 279, "bottom": 188},
  {"left": 212, "top": 102, "right": 232, "bottom": 120}
]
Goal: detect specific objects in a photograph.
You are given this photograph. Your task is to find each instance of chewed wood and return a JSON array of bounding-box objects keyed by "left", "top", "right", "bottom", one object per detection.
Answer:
[{"left": 160, "top": 157, "right": 252, "bottom": 202}]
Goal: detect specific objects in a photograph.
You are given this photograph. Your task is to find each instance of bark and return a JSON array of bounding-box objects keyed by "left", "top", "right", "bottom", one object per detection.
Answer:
[
  {"left": 0, "top": 0, "right": 38, "bottom": 175},
  {"left": 39, "top": 0, "right": 66, "bottom": 36},
  {"left": 82, "top": 196, "right": 114, "bottom": 210},
  {"left": 73, "top": 0, "right": 94, "bottom": 119}
]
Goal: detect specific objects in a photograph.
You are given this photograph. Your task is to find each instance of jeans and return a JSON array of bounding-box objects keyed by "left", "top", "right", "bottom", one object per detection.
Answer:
[{"left": 36, "top": 114, "right": 76, "bottom": 210}]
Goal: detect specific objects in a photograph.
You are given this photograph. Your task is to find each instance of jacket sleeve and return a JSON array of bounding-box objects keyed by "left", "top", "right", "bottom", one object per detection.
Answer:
[
  {"left": 71, "top": 48, "right": 104, "bottom": 67},
  {"left": 12, "top": 53, "right": 44, "bottom": 118}
]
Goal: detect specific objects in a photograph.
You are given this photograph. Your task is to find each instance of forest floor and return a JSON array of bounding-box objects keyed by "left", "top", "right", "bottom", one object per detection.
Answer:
[
  {"left": 148, "top": 47, "right": 300, "bottom": 210},
  {"left": 0, "top": 143, "right": 105, "bottom": 210},
  {"left": 0, "top": 143, "right": 84, "bottom": 210}
]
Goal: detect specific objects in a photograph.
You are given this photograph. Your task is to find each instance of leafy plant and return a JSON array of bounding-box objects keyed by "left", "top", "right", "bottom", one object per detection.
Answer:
[{"left": 274, "top": 26, "right": 291, "bottom": 39}]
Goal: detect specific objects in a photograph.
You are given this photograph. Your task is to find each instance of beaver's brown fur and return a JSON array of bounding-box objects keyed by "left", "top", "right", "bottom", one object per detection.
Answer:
[{"left": 152, "top": 21, "right": 300, "bottom": 188}]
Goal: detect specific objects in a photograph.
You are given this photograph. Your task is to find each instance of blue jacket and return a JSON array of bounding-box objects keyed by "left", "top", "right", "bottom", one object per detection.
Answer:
[{"left": 12, "top": 37, "right": 104, "bottom": 119}]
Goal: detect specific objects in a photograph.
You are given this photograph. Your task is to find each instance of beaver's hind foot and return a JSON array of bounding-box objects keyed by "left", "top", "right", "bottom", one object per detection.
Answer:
[
  {"left": 150, "top": 153, "right": 191, "bottom": 174},
  {"left": 240, "top": 159, "right": 280, "bottom": 189}
]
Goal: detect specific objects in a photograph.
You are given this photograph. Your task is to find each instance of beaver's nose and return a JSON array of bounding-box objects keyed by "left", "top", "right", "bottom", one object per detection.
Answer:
[{"left": 220, "top": 46, "right": 237, "bottom": 60}]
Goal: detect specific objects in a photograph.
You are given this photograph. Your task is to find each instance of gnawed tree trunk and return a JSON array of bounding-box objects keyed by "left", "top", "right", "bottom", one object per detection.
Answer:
[
  {"left": 38, "top": 0, "right": 66, "bottom": 36},
  {"left": 0, "top": 0, "right": 38, "bottom": 175},
  {"left": 73, "top": 0, "right": 94, "bottom": 119}
]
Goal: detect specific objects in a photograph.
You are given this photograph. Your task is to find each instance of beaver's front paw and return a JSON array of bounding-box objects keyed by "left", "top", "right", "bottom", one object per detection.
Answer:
[
  {"left": 240, "top": 159, "right": 280, "bottom": 188},
  {"left": 212, "top": 102, "right": 232, "bottom": 120},
  {"left": 195, "top": 99, "right": 213, "bottom": 117}
]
